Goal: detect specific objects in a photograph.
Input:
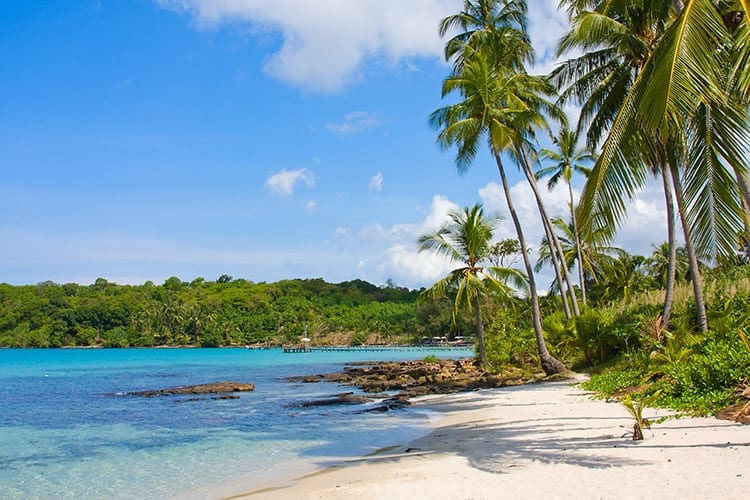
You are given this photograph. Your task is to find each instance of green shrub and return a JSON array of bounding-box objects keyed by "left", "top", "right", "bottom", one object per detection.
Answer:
[
  {"left": 484, "top": 311, "right": 538, "bottom": 370},
  {"left": 423, "top": 354, "right": 439, "bottom": 364},
  {"left": 350, "top": 331, "right": 367, "bottom": 346}
]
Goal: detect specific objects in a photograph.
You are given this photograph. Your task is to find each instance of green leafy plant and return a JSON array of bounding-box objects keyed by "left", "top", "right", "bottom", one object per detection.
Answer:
[
  {"left": 620, "top": 390, "right": 662, "bottom": 441},
  {"left": 423, "top": 354, "right": 440, "bottom": 364}
]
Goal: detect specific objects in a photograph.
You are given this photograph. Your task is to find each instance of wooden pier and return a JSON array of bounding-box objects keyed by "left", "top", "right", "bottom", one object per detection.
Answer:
[{"left": 281, "top": 345, "right": 470, "bottom": 353}]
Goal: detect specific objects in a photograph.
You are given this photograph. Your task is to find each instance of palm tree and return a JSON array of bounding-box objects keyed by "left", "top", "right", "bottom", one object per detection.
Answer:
[
  {"left": 439, "top": 0, "right": 533, "bottom": 73},
  {"left": 537, "top": 126, "right": 595, "bottom": 304},
  {"left": 535, "top": 216, "right": 620, "bottom": 303},
  {"left": 442, "top": 0, "right": 582, "bottom": 319},
  {"left": 418, "top": 204, "right": 527, "bottom": 367},
  {"left": 648, "top": 242, "right": 688, "bottom": 289},
  {"left": 552, "top": 0, "right": 745, "bottom": 332},
  {"left": 430, "top": 44, "right": 566, "bottom": 375}
]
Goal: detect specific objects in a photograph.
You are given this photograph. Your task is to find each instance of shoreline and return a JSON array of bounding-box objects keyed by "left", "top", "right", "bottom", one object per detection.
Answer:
[{"left": 223, "top": 375, "right": 748, "bottom": 499}]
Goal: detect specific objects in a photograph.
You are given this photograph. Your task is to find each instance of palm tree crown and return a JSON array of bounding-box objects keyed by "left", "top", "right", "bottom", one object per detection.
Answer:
[{"left": 418, "top": 204, "right": 527, "bottom": 367}]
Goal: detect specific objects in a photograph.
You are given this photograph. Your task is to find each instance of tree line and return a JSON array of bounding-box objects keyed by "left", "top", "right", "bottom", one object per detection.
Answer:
[{"left": 0, "top": 277, "right": 428, "bottom": 348}]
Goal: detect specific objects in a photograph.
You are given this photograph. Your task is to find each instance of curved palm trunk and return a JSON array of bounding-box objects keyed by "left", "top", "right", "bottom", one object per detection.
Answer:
[
  {"left": 735, "top": 171, "right": 750, "bottom": 256},
  {"left": 540, "top": 212, "right": 573, "bottom": 318},
  {"left": 495, "top": 152, "right": 565, "bottom": 375},
  {"left": 518, "top": 148, "right": 581, "bottom": 317},
  {"left": 660, "top": 162, "right": 678, "bottom": 326},
  {"left": 568, "top": 182, "right": 588, "bottom": 306},
  {"left": 474, "top": 296, "right": 487, "bottom": 367},
  {"left": 670, "top": 164, "right": 708, "bottom": 333}
]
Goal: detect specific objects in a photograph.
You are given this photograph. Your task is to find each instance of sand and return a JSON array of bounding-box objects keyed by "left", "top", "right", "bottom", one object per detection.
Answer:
[{"left": 234, "top": 377, "right": 748, "bottom": 499}]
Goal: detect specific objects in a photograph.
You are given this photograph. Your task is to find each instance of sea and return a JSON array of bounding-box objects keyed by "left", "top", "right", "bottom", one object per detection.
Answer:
[{"left": 0, "top": 347, "right": 472, "bottom": 499}]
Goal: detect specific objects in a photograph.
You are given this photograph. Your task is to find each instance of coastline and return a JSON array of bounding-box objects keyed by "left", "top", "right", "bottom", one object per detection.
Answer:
[{"left": 226, "top": 375, "right": 748, "bottom": 499}]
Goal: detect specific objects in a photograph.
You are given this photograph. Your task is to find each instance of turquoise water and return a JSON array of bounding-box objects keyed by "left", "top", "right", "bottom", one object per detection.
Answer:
[{"left": 0, "top": 347, "right": 472, "bottom": 498}]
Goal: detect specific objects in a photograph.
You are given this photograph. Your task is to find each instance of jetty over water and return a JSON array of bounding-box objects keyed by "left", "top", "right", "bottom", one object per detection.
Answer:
[{"left": 281, "top": 345, "right": 470, "bottom": 353}]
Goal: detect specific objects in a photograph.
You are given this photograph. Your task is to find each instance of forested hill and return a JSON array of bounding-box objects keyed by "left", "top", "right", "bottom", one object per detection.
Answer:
[{"left": 0, "top": 277, "right": 429, "bottom": 348}]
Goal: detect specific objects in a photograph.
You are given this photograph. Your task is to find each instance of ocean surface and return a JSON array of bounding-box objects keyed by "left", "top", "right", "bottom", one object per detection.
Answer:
[{"left": 0, "top": 347, "right": 472, "bottom": 499}]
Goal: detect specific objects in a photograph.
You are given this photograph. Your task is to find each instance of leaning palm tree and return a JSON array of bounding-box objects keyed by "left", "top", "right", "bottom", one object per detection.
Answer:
[
  {"left": 430, "top": 46, "right": 566, "bottom": 375},
  {"left": 537, "top": 126, "right": 595, "bottom": 304},
  {"left": 418, "top": 204, "right": 527, "bottom": 367},
  {"left": 571, "top": 1, "right": 749, "bottom": 329},
  {"left": 552, "top": 0, "right": 747, "bottom": 331},
  {"left": 535, "top": 216, "right": 620, "bottom": 302},
  {"left": 443, "top": 0, "right": 581, "bottom": 319},
  {"left": 552, "top": 1, "right": 681, "bottom": 324}
]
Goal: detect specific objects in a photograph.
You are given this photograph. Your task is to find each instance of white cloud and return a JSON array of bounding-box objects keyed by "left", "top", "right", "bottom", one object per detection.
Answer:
[
  {"left": 156, "top": 0, "right": 460, "bottom": 92},
  {"left": 264, "top": 168, "right": 315, "bottom": 196},
  {"left": 326, "top": 111, "right": 380, "bottom": 134},
  {"left": 369, "top": 172, "right": 384, "bottom": 192},
  {"left": 305, "top": 200, "right": 317, "bottom": 211},
  {"left": 527, "top": 0, "right": 569, "bottom": 75},
  {"left": 478, "top": 179, "right": 571, "bottom": 253},
  {"left": 349, "top": 195, "right": 458, "bottom": 287},
  {"left": 612, "top": 178, "right": 670, "bottom": 256}
]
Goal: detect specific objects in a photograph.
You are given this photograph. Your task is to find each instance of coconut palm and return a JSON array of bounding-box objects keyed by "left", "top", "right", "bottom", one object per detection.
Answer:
[
  {"left": 552, "top": 1, "right": 679, "bottom": 322},
  {"left": 648, "top": 242, "right": 689, "bottom": 289},
  {"left": 442, "top": 0, "right": 582, "bottom": 319},
  {"left": 535, "top": 216, "right": 620, "bottom": 302},
  {"left": 418, "top": 204, "right": 527, "bottom": 367},
  {"left": 552, "top": 0, "right": 747, "bottom": 332},
  {"left": 439, "top": 0, "right": 533, "bottom": 74},
  {"left": 537, "top": 126, "right": 595, "bottom": 304},
  {"left": 430, "top": 45, "right": 566, "bottom": 375}
]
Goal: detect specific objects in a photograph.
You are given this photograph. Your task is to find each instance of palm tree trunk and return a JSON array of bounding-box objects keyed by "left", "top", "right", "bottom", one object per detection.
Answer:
[
  {"left": 518, "top": 147, "right": 581, "bottom": 317},
  {"left": 660, "top": 162, "right": 678, "bottom": 326},
  {"left": 735, "top": 171, "right": 750, "bottom": 257},
  {"left": 540, "top": 213, "right": 573, "bottom": 319},
  {"left": 474, "top": 296, "right": 487, "bottom": 367},
  {"left": 569, "top": 182, "right": 588, "bottom": 306},
  {"left": 670, "top": 164, "right": 708, "bottom": 333},
  {"left": 495, "top": 152, "right": 565, "bottom": 375}
]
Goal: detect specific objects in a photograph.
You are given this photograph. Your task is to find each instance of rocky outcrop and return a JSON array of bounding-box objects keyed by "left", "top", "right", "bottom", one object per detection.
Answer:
[
  {"left": 286, "top": 359, "right": 529, "bottom": 400},
  {"left": 292, "top": 392, "right": 375, "bottom": 407},
  {"left": 126, "top": 381, "right": 255, "bottom": 397}
]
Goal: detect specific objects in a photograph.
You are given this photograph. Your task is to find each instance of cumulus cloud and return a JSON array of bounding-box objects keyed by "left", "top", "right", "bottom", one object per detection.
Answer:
[
  {"left": 527, "top": 0, "right": 569, "bottom": 74},
  {"left": 155, "top": 0, "right": 459, "bottom": 92},
  {"left": 612, "top": 178, "right": 670, "bottom": 256},
  {"left": 335, "top": 226, "right": 352, "bottom": 239},
  {"left": 369, "top": 172, "right": 384, "bottom": 192},
  {"left": 264, "top": 168, "right": 315, "bottom": 196},
  {"left": 478, "top": 179, "right": 571, "bottom": 252},
  {"left": 327, "top": 111, "right": 380, "bottom": 134},
  {"left": 350, "top": 195, "right": 459, "bottom": 287}
]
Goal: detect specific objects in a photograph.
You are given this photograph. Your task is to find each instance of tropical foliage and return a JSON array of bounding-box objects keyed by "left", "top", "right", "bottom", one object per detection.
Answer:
[
  {"left": 418, "top": 204, "right": 527, "bottom": 366},
  {"left": 0, "top": 278, "right": 422, "bottom": 348}
]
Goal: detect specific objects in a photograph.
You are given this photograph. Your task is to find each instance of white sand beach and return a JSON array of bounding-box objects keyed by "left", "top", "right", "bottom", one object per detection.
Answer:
[{"left": 237, "top": 377, "right": 748, "bottom": 499}]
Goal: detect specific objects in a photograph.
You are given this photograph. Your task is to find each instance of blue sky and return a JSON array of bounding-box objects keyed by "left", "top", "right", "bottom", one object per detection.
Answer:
[{"left": 0, "top": 0, "right": 667, "bottom": 288}]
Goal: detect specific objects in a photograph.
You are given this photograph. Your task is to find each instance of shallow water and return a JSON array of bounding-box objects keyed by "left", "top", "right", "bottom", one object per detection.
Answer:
[{"left": 0, "top": 347, "right": 471, "bottom": 498}]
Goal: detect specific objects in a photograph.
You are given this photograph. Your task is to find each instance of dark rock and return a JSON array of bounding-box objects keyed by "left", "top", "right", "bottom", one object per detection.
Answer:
[
  {"left": 126, "top": 381, "right": 255, "bottom": 397},
  {"left": 294, "top": 392, "right": 374, "bottom": 408}
]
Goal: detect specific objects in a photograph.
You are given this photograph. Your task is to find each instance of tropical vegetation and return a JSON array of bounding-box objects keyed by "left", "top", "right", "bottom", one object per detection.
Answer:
[
  {"left": 417, "top": 203, "right": 527, "bottom": 366},
  {"left": 427, "top": 0, "right": 750, "bottom": 416}
]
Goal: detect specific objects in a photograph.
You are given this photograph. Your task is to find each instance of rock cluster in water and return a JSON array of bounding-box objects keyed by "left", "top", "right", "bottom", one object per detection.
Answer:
[
  {"left": 126, "top": 381, "right": 255, "bottom": 398},
  {"left": 286, "top": 359, "right": 527, "bottom": 400}
]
